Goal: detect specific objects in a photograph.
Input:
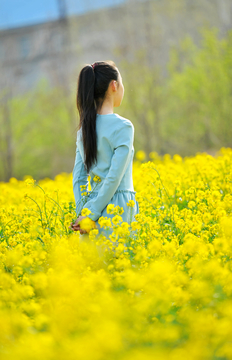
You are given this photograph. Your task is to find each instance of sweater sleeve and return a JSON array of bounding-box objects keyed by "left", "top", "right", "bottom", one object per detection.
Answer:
[
  {"left": 82, "top": 122, "right": 134, "bottom": 221},
  {"left": 72, "top": 143, "right": 89, "bottom": 215}
]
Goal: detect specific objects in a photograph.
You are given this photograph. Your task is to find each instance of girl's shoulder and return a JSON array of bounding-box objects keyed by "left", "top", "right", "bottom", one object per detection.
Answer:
[
  {"left": 77, "top": 114, "right": 134, "bottom": 144},
  {"left": 96, "top": 113, "right": 134, "bottom": 137},
  {"left": 109, "top": 114, "right": 134, "bottom": 147},
  {"left": 113, "top": 113, "right": 134, "bottom": 128},
  {"left": 97, "top": 113, "right": 133, "bottom": 127}
]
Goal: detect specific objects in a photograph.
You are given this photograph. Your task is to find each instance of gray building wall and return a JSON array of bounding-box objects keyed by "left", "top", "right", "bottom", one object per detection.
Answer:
[{"left": 0, "top": 0, "right": 232, "bottom": 96}]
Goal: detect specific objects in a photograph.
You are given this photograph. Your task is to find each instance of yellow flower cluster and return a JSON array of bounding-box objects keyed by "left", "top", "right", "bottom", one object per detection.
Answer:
[
  {"left": 80, "top": 184, "right": 88, "bottom": 196},
  {"left": 106, "top": 203, "right": 124, "bottom": 215},
  {"left": 1, "top": 148, "right": 232, "bottom": 359},
  {"left": 77, "top": 176, "right": 102, "bottom": 218},
  {"left": 79, "top": 217, "right": 97, "bottom": 233},
  {"left": 126, "top": 199, "right": 135, "bottom": 207},
  {"left": 93, "top": 175, "right": 101, "bottom": 183},
  {"left": 81, "top": 207, "right": 92, "bottom": 216}
]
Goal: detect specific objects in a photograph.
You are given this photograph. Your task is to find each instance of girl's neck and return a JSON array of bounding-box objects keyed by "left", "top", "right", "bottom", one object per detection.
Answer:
[{"left": 97, "top": 98, "right": 114, "bottom": 115}]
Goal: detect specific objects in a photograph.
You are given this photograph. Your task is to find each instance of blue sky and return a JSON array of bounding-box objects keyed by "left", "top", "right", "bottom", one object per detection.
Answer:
[{"left": 0, "top": 0, "right": 125, "bottom": 29}]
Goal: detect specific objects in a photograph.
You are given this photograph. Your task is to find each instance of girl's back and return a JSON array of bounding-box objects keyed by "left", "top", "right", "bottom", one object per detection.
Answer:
[{"left": 70, "top": 61, "right": 139, "bottom": 236}]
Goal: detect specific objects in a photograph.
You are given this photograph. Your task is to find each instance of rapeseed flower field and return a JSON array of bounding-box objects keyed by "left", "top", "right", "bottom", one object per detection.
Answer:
[{"left": 1, "top": 148, "right": 232, "bottom": 359}]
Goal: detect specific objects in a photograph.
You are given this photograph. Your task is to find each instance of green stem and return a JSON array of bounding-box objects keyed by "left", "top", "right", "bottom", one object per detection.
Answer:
[
  {"left": 152, "top": 167, "right": 175, "bottom": 224},
  {"left": 26, "top": 196, "right": 45, "bottom": 234},
  {"left": 129, "top": 207, "right": 132, "bottom": 225},
  {"left": 35, "top": 183, "right": 45, "bottom": 194},
  {"left": 76, "top": 181, "right": 101, "bottom": 218}
]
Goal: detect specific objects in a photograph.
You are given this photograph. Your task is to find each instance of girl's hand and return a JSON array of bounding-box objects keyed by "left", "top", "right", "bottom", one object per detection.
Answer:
[
  {"left": 70, "top": 216, "right": 87, "bottom": 234},
  {"left": 70, "top": 216, "right": 96, "bottom": 235}
]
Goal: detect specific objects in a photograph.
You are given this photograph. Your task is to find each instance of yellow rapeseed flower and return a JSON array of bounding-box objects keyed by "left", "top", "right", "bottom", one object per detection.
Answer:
[
  {"left": 81, "top": 208, "right": 92, "bottom": 216},
  {"left": 106, "top": 204, "right": 115, "bottom": 214},
  {"left": 2, "top": 147, "right": 232, "bottom": 359},
  {"left": 93, "top": 175, "right": 101, "bottom": 183},
  {"left": 126, "top": 200, "right": 135, "bottom": 207},
  {"left": 135, "top": 150, "right": 146, "bottom": 161},
  {"left": 112, "top": 215, "right": 123, "bottom": 225},
  {"left": 79, "top": 217, "right": 97, "bottom": 233}
]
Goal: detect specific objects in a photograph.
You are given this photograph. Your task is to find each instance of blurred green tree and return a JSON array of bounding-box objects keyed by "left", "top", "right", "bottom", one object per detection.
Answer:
[
  {"left": 119, "top": 50, "right": 167, "bottom": 159},
  {"left": 120, "top": 27, "right": 232, "bottom": 157},
  {"left": 1, "top": 26, "right": 232, "bottom": 181},
  {"left": 0, "top": 78, "right": 77, "bottom": 181},
  {"left": 164, "top": 26, "right": 232, "bottom": 155}
]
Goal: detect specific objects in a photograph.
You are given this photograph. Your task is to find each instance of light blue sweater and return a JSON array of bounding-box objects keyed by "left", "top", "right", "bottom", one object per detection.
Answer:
[{"left": 72, "top": 113, "right": 139, "bottom": 226}]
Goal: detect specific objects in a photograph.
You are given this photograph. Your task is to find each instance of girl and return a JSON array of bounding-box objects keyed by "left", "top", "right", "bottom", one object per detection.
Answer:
[{"left": 70, "top": 61, "right": 139, "bottom": 237}]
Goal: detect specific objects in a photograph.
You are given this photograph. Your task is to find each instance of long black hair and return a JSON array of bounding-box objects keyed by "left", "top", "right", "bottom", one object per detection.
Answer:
[{"left": 76, "top": 60, "right": 119, "bottom": 174}]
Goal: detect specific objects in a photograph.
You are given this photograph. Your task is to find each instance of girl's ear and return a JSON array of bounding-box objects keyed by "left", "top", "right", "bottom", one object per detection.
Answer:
[{"left": 111, "top": 80, "right": 117, "bottom": 92}]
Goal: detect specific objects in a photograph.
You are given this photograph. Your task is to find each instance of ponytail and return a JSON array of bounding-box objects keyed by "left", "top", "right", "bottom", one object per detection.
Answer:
[
  {"left": 76, "top": 61, "right": 118, "bottom": 174},
  {"left": 77, "top": 65, "right": 97, "bottom": 174}
]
